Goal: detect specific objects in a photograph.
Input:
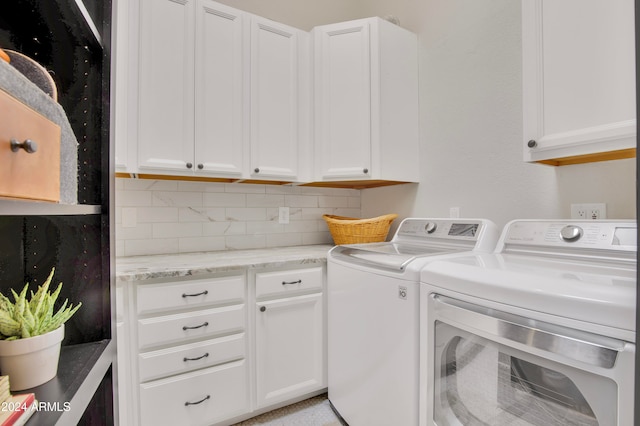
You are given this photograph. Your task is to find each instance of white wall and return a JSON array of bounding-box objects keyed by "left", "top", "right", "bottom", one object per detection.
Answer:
[{"left": 358, "top": 0, "right": 636, "bottom": 234}]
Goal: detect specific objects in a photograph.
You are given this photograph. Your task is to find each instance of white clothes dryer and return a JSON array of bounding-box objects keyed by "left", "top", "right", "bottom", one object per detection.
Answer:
[
  {"left": 419, "top": 220, "right": 636, "bottom": 426},
  {"left": 327, "top": 218, "right": 498, "bottom": 426}
]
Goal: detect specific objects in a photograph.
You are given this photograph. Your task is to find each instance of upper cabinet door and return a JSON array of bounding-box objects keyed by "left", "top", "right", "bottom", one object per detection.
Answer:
[
  {"left": 522, "top": 0, "right": 636, "bottom": 164},
  {"left": 138, "top": 0, "right": 195, "bottom": 173},
  {"left": 313, "top": 18, "right": 419, "bottom": 183},
  {"left": 113, "top": 0, "right": 131, "bottom": 173},
  {"left": 195, "top": 0, "right": 246, "bottom": 177},
  {"left": 250, "top": 17, "right": 301, "bottom": 180},
  {"left": 314, "top": 21, "right": 372, "bottom": 180}
]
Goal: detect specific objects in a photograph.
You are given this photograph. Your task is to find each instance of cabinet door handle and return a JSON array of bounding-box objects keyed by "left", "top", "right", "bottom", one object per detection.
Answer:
[
  {"left": 182, "top": 322, "right": 209, "bottom": 331},
  {"left": 182, "top": 290, "right": 208, "bottom": 298},
  {"left": 260, "top": 306, "right": 266, "bottom": 312},
  {"left": 186, "top": 162, "right": 193, "bottom": 169},
  {"left": 254, "top": 167, "right": 260, "bottom": 173},
  {"left": 184, "top": 353, "right": 209, "bottom": 362},
  {"left": 197, "top": 163, "right": 204, "bottom": 169},
  {"left": 10, "top": 138, "right": 38, "bottom": 153},
  {"left": 282, "top": 279, "right": 302, "bottom": 285},
  {"left": 527, "top": 139, "right": 537, "bottom": 148},
  {"left": 363, "top": 168, "right": 369, "bottom": 174},
  {"left": 185, "top": 395, "right": 210, "bottom": 407}
]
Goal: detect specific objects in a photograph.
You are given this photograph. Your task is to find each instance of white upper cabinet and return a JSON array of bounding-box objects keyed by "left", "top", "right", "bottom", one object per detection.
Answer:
[
  {"left": 138, "top": 0, "right": 196, "bottom": 174},
  {"left": 195, "top": 0, "right": 246, "bottom": 177},
  {"left": 113, "top": 0, "right": 136, "bottom": 173},
  {"left": 137, "top": 0, "right": 245, "bottom": 177},
  {"left": 522, "top": 0, "right": 636, "bottom": 165},
  {"left": 126, "top": 0, "right": 309, "bottom": 181},
  {"left": 114, "top": 4, "right": 418, "bottom": 186},
  {"left": 313, "top": 18, "right": 419, "bottom": 183},
  {"left": 249, "top": 17, "right": 309, "bottom": 181}
]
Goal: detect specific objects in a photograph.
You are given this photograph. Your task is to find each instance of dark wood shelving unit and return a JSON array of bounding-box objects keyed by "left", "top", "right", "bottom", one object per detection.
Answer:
[{"left": 0, "top": 0, "right": 114, "bottom": 424}]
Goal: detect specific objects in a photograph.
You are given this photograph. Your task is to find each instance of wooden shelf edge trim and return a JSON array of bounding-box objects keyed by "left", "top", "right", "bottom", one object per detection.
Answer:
[
  {"left": 301, "top": 180, "right": 413, "bottom": 189},
  {"left": 535, "top": 148, "right": 636, "bottom": 166},
  {"left": 115, "top": 173, "right": 416, "bottom": 189}
]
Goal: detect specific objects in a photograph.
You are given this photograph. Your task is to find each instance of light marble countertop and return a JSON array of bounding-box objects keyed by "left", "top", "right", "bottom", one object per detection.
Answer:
[{"left": 116, "top": 245, "right": 334, "bottom": 282}]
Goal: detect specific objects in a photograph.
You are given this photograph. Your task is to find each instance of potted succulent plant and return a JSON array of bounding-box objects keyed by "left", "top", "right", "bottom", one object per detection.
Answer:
[{"left": 0, "top": 268, "right": 81, "bottom": 391}]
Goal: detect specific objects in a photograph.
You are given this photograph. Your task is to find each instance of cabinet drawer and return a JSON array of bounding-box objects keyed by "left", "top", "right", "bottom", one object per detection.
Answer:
[
  {"left": 138, "top": 333, "right": 246, "bottom": 382},
  {"left": 0, "top": 89, "right": 61, "bottom": 202},
  {"left": 139, "top": 360, "right": 249, "bottom": 426},
  {"left": 255, "top": 267, "right": 323, "bottom": 299},
  {"left": 138, "top": 304, "right": 245, "bottom": 350},
  {"left": 137, "top": 275, "right": 245, "bottom": 315}
]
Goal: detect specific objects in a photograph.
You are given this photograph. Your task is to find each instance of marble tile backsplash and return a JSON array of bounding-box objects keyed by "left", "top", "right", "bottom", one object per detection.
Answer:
[{"left": 115, "top": 178, "right": 361, "bottom": 257}]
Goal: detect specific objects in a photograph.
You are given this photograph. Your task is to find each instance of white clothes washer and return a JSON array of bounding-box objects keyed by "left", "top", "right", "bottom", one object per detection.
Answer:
[
  {"left": 327, "top": 218, "right": 499, "bottom": 426},
  {"left": 419, "top": 220, "right": 636, "bottom": 426}
]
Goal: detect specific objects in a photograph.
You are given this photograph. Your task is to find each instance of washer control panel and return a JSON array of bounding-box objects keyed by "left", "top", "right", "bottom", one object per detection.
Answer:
[
  {"left": 503, "top": 221, "right": 636, "bottom": 252},
  {"left": 396, "top": 219, "right": 482, "bottom": 240}
]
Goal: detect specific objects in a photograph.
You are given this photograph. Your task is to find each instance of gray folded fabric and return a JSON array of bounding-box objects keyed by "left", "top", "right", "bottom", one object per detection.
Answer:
[{"left": 0, "top": 59, "right": 77, "bottom": 204}]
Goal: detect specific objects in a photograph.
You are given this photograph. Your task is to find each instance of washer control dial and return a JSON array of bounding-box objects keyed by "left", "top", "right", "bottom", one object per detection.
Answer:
[
  {"left": 424, "top": 222, "right": 437, "bottom": 234},
  {"left": 560, "top": 225, "right": 583, "bottom": 242}
]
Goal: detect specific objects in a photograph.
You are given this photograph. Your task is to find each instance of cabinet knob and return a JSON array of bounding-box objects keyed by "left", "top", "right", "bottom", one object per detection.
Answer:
[
  {"left": 197, "top": 163, "right": 204, "bottom": 170},
  {"left": 10, "top": 138, "right": 38, "bottom": 154},
  {"left": 527, "top": 140, "right": 537, "bottom": 148},
  {"left": 260, "top": 306, "right": 266, "bottom": 312},
  {"left": 254, "top": 168, "right": 260, "bottom": 173},
  {"left": 363, "top": 168, "right": 369, "bottom": 174},
  {"left": 186, "top": 162, "right": 193, "bottom": 169}
]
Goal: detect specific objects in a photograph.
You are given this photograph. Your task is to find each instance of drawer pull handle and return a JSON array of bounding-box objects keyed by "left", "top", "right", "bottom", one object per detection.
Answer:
[
  {"left": 282, "top": 279, "right": 302, "bottom": 286},
  {"left": 182, "top": 322, "right": 209, "bottom": 331},
  {"left": 185, "top": 395, "right": 210, "bottom": 407},
  {"left": 10, "top": 138, "right": 38, "bottom": 154},
  {"left": 182, "top": 290, "right": 209, "bottom": 298},
  {"left": 184, "top": 352, "right": 209, "bottom": 362}
]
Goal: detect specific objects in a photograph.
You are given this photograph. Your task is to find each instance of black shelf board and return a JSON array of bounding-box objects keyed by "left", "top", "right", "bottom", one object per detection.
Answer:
[{"left": 23, "top": 339, "right": 114, "bottom": 425}]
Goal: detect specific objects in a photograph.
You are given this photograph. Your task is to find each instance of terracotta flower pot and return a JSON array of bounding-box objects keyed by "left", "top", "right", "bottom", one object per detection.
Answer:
[{"left": 0, "top": 325, "right": 64, "bottom": 391}]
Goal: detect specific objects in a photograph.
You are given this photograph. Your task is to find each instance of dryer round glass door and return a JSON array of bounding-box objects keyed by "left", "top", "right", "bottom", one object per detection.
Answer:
[{"left": 428, "top": 295, "right": 635, "bottom": 426}]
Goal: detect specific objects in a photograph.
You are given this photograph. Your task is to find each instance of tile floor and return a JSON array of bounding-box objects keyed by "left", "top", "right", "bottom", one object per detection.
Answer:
[{"left": 234, "top": 393, "right": 343, "bottom": 426}]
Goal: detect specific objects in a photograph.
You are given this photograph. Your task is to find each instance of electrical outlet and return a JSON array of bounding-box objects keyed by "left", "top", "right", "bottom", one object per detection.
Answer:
[
  {"left": 449, "top": 207, "right": 460, "bottom": 218},
  {"left": 278, "top": 207, "right": 290, "bottom": 224},
  {"left": 570, "top": 203, "right": 607, "bottom": 220}
]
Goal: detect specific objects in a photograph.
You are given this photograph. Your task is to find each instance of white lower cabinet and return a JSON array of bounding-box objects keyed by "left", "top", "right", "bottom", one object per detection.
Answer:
[
  {"left": 138, "top": 333, "right": 246, "bottom": 382},
  {"left": 124, "top": 273, "right": 249, "bottom": 426},
  {"left": 255, "top": 292, "right": 324, "bottom": 408},
  {"left": 118, "top": 262, "right": 326, "bottom": 426},
  {"left": 139, "top": 360, "right": 249, "bottom": 426}
]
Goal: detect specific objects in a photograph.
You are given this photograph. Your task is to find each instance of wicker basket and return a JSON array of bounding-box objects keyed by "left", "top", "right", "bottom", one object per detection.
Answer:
[{"left": 323, "top": 214, "right": 398, "bottom": 245}]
